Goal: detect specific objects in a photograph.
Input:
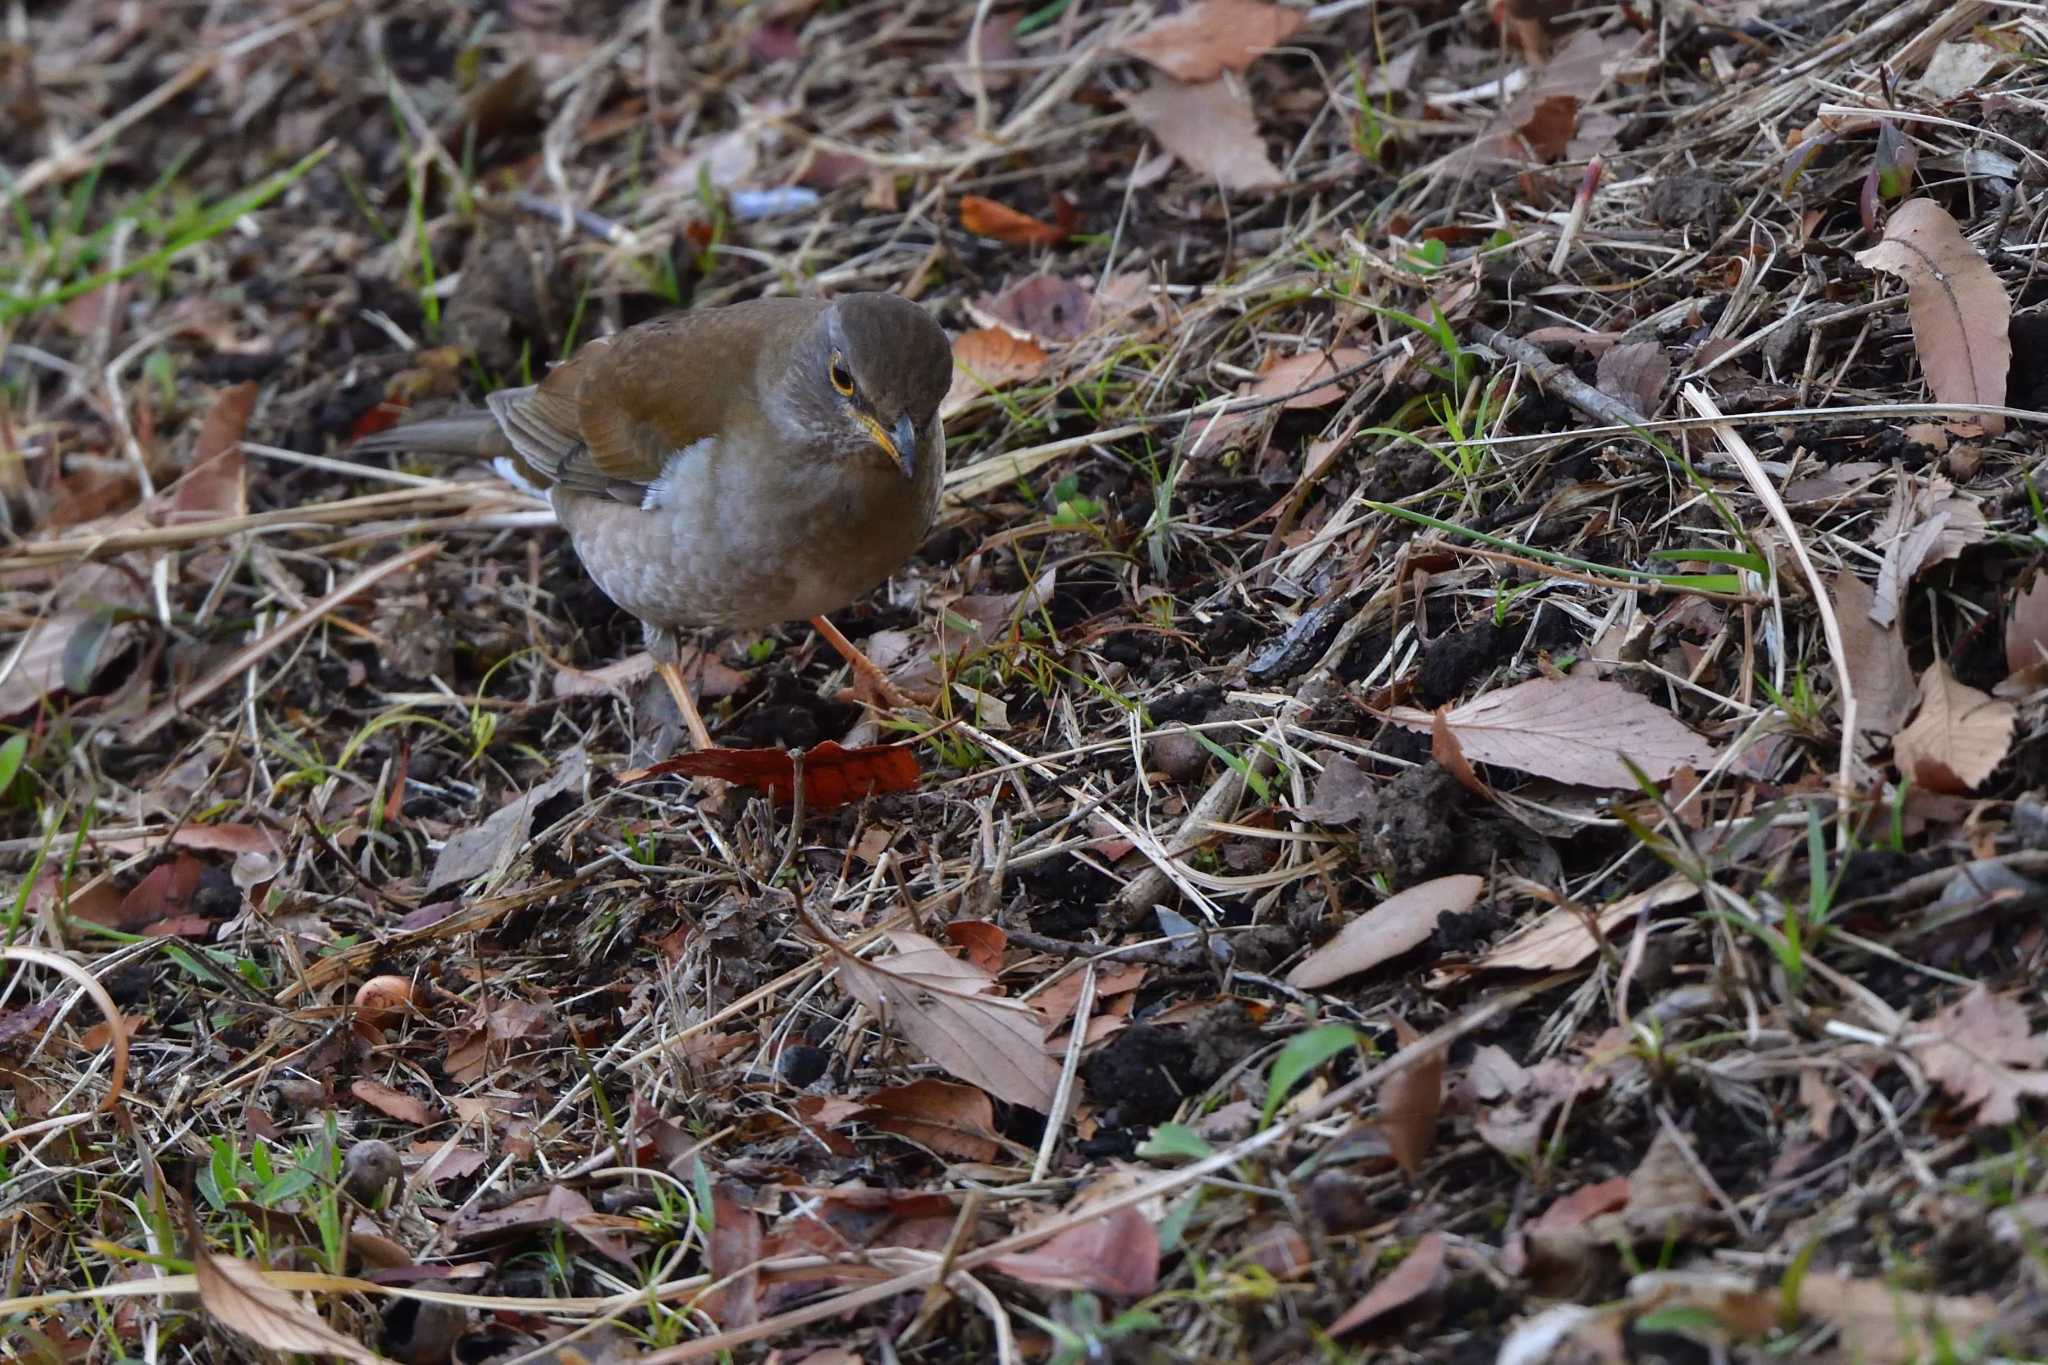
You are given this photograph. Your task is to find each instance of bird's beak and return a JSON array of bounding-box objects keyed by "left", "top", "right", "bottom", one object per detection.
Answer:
[
  {"left": 891, "top": 413, "right": 919, "bottom": 479},
  {"left": 855, "top": 410, "right": 918, "bottom": 480}
]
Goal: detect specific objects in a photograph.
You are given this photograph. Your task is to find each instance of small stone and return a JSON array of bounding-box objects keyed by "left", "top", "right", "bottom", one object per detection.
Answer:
[{"left": 342, "top": 1138, "right": 402, "bottom": 1207}]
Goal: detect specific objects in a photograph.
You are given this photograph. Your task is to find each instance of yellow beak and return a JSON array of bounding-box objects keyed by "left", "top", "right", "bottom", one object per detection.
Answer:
[{"left": 854, "top": 410, "right": 917, "bottom": 480}]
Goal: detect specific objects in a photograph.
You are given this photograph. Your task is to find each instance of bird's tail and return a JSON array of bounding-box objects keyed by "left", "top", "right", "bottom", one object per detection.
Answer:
[{"left": 351, "top": 411, "right": 507, "bottom": 461}]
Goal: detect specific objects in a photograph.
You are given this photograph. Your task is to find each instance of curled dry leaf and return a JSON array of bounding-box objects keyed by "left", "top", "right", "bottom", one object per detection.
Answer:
[
  {"left": 1593, "top": 341, "right": 1669, "bottom": 419},
  {"left": 1910, "top": 986, "right": 2048, "bottom": 1126},
  {"left": 1386, "top": 674, "right": 1717, "bottom": 788},
  {"left": 1123, "top": 77, "right": 1284, "bottom": 192},
  {"left": 958, "top": 193, "right": 1076, "bottom": 248},
  {"left": 191, "top": 1237, "right": 385, "bottom": 1364},
  {"left": 1870, "top": 478, "right": 1988, "bottom": 628},
  {"left": 1854, "top": 198, "right": 2010, "bottom": 433},
  {"left": 1462, "top": 878, "right": 1698, "bottom": 977},
  {"left": 1832, "top": 571, "right": 1915, "bottom": 740},
  {"left": 941, "top": 327, "right": 1051, "bottom": 420},
  {"left": 986, "top": 1207, "right": 1160, "bottom": 1295},
  {"left": 1892, "top": 660, "right": 2014, "bottom": 794},
  {"left": 2005, "top": 576, "right": 2048, "bottom": 677},
  {"left": 974, "top": 275, "right": 1094, "bottom": 345},
  {"left": 1378, "top": 1015, "right": 1445, "bottom": 1179},
  {"left": 1327, "top": 1231, "right": 1447, "bottom": 1336},
  {"left": 1287, "top": 874, "right": 1483, "bottom": 988},
  {"left": 1470, "top": 1045, "right": 1602, "bottom": 1164},
  {"left": 1117, "top": 0, "right": 1305, "bottom": 82}
]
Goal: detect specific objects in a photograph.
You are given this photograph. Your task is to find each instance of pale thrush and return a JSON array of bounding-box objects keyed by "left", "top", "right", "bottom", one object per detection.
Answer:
[{"left": 354, "top": 292, "right": 953, "bottom": 744}]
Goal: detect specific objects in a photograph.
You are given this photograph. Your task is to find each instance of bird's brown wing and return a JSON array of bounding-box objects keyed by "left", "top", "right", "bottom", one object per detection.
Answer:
[{"left": 489, "top": 299, "right": 828, "bottom": 507}]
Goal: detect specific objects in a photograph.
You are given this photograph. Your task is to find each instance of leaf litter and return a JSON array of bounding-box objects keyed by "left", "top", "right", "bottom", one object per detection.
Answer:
[{"left": 8, "top": 0, "right": 2048, "bottom": 1360}]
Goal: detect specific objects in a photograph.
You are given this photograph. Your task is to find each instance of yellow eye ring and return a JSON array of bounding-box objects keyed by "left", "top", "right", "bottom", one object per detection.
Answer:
[{"left": 829, "top": 351, "right": 855, "bottom": 396}]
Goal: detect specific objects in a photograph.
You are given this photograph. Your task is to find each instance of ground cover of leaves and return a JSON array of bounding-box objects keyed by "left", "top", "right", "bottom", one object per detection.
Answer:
[{"left": 4, "top": 0, "right": 2048, "bottom": 1361}]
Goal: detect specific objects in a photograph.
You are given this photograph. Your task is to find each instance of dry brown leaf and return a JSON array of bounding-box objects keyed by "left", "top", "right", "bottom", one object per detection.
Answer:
[
  {"left": 1379, "top": 1015, "right": 1444, "bottom": 1179},
  {"left": 1118, "top": 0, "right": 1304, "bottom": 81},
  {"left": 1464, "top": 878, "right": 1697, "bottom": 976},
  {"left": 1593, "top": 341, "right": 1669, "bottom": 419},
  {"left": 1249, "top": 347, "right": 1374, "bottom": 409},
  {"left": 427, "top": 749, "right": 587, "bottom": 892},
  {"left": 1833, "top": 571, "right": 1915, "bottom": 739},
  {"left": 830, "top": 930, "right": 1060, "bottom": 1111},
  {"left": 941, "top": 327, "right": 1050, "bottom": 420},
  {"left": 1327, "top": 1231, "right": 1447, "bottom": 1336},
  {"left": 1123, "top": 77, "right": 1283, "bottom": 192},
  {"left": 350, "top": 1079, "right": 432, "bottom": 1127},
  {"left": 705, "top": 1181, "right": 763, "bottom": 1328},
  {"left": 864, "top": 1079, "right": 1004, "bottom": 1162},
  {"left": 1911, "top": 986, "right": 2048, "bottom": 1126},
  {"left": 1854, "top": 198, "right": 2011, "bottom": 433},
  {"left": 1287, "top": 875, "right": 1483, "bottom": 988},
  {"left": 1892, "top": 660, "right": 2014, "bottom": 794},
  {"left": 974, "top": 275, "right": 1093, "bottom": 345},
  {"left": 986, "top": 1208, "right": 1160, "bottom": 1295},
  {"left": 1470, "top": 1046, "right": 1602, "bottom": 1164},
  {"left": 958, "top": 194, "right": 1073, "bottom": 248},
  {"left": 1796, "top": 1273, "right": 1999, "bottom": 1364},
  {"left": 192, "top": 1240, "right": 386, "bottom": 1363},
  {"left": 1386, "top": 674, "right": 1716, "bottom": 788},
  {"left": 2006, "top": 576, "right": 2048, "bottom": 677},
  {"left": 1870, "top": 479, "right": 1989, "bottom": 628}
]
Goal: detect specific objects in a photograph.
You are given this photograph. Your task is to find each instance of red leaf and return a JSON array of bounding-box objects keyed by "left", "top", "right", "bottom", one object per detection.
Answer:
[
  {"left": 618, "top": 741, "right": 921, "bottom": 808},
  {"left": 959, "top": 194, "right": 1073, "bottom": 247},
  {"left": 986, "top": 1208, "right": 1160, "bottom": 1295}
]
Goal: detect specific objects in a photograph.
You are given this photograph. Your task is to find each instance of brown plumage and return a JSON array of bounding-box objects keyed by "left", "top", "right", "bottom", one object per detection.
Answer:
[{"left": 355, "top": 293, "right": 953, "bottom": 676}]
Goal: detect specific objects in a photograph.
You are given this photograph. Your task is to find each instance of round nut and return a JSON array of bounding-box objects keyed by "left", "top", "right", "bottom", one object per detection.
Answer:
[{"left": 342, "top": 1138, "right": 403, "bottom": 1206}]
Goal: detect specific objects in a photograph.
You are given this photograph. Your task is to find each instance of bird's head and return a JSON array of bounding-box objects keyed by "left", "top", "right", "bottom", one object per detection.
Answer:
[{"left": 779, "top": 293, "right": 952, "bottom": 478}]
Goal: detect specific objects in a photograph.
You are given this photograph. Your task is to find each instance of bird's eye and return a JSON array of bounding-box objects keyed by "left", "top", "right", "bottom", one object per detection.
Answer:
[{"left": 829, "top": 352, "right": 855, "bottom": 396}]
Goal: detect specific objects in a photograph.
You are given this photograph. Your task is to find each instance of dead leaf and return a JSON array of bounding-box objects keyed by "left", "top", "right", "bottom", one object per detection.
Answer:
[
  {"left": 1892, "top": 660, "right": 2014, "bottom": 794},
  {"left": 1908, "top": 42, "right": 2002, "bottom": 102},
  {"left": 1379, "top": 1016, "right": 1444, "bottom": 1178},
  {"left": 958, "top": 194, "right": 1075, "bottom": 248},
  {"left": 1123, "top": 77, "right": 1284, "bottom": 192},
  {"left": 944, "top": 919, "right": 1009, "bottom": 975},
  {"left": 975, "top": 275, "right": 1093, "bottom": 345},
  {"left": 1300, "top": 755, "right": 1375, "bottom": 823},
  {"left": 617, "top": 740, "right": 919, "bottom": 808},
  {"left": 446, "top": 1186, "right": 638, "bottom": 1266},
  {"left": 704, "top": 1182, "right": 763, "bottom": 1328},
  {"left": 1386, "top": 674, "right": 1717, "bottom": 787},
  {"left": 1833, "top": 571, "right": 1915, "bottom": 739},
  {"left": 0, "top": 608, "right": 142, "bottom": 717},
  {"left": 1854, "top": 198, "right": 2010, "bottom": 433},
  {"left": 1464, "top": 879, "right": 1697, "bottom": 976},
  {"left": 1911, "top": 986, "right": 2048, "bottom": 1126},
  {"left": 864, "top": 1079, "right": 1004, "bottom": 1162},
  {"left": 350, "top": 1079, "right": 432, "bottom": 1127},
  {"left": 1327, "top": 1231, "right": 1447, "bottom": 1336},
  {"left": 1287, "top": 875, "right": 1483, "bottom": 988},
  {"left": 1470, "top": 1047, "right": 1601, "bottom": 1164},
  {"left": 428, "top": 749, "right": 587, "bottom": 891},
  {"left": 2005, "top": 576, "right": 2048, "bottom": 677},
  {"left": 1593, "top": 342, "right": 1669, "bottom": 418},
  {"left": 1250, "top": 347, "right": 1374, "bottom": 409},
  {"left": 1796, "top": 1273, "right": 1999, "bottom": 1364},
  {"left": 553, "top": 647, "right": 746, "bottom": 701},
  {"left": 1624, "top": 1129, "right": 1711, "bottom": 1215},
  {"left": 986, "top": 1208, "right": 1159, "bottom": 1295},
  {"left": 192, "top": 1238, "right": 385, "bottom": 1364},
  {"left": 1118, "top": 0, "right": 1303, "bottom": 81},
  {"left": 941, "top": 327, "right": 1050, "bottom": 420},
  {"left": 1870, "top": 478, "right": 1989, "bottom": 627},
  {"left": 827, "top": 929, "right": 1060, "bottom": 1111}
]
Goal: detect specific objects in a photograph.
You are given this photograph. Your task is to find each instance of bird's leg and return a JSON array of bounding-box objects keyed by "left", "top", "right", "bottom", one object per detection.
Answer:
[
  {"left": 808, "top": 614, "right": 909, "bottom": 711},
  {"left": 649, "top": 628, "right": 716, "bottom": 751}
]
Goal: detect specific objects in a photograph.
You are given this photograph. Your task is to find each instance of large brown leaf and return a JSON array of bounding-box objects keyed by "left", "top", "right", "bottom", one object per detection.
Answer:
[
  {"left": 1286, "top": 875, "right": 1483, "bottom": 988},
  {"left": 1854, "top": 198, "right": 2010, "bottom": 432},
  {"left": 1118, "top": 0, "right": 1305, "bottom": 81},
  {"left": 1387, "top": 674, "right": 1716, "bottom": 787},
  {"left": 1892, "top": 660, "right": 2013, "bottom": 794},
  {"left": 192, "top": 1241, "right": 385, "bottom": 1363},
  {"left": 1123, "top": 77, "right": 1283, "bottom": 192},
  {"left": 827, "top": 929, "right": 1060, "bottom": 1111}
]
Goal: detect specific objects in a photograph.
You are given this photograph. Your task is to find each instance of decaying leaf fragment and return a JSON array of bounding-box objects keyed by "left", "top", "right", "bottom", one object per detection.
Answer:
[
  {"left": 1911, "top": 986, "right": 2048, "bottom": 1126},
  {"left": 1387, "top": 674, "right": 1716, "bottom": 788},
  {"left": 825, "top": 927, "right": 1061, "bottom": 1111},
  {"left": 1796, "top": 1273, "right": 2000, "bottom": 1364},
  {"left": 1854, "top": 198, "right": 2010, "bottom": 432},
  {"left": 1118, "top": 0, "right": 1304, "bottom": 82},
  {"left": 1123, "top": 77, "right": 1284, "bottom": 192},
  {"left": 192, "top": 1236, "right": 385, "bottom": 1363},
  {"left": 1833, "top": 570, "right": 1915, "bottom": 740},
  {"left": 1891, "top": 660, "right": 2014, "bottom": 794},
  {"left": 942, "top": 327, "right": 1051, "bottom": 419},
  {"left": 1287, "top": 875, "right": 1483, "bottom": 988}
]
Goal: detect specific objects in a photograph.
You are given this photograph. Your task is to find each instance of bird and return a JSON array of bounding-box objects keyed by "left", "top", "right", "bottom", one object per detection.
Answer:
[{"left": 352, "top": 292, "right": 954, "bottom": 747}]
